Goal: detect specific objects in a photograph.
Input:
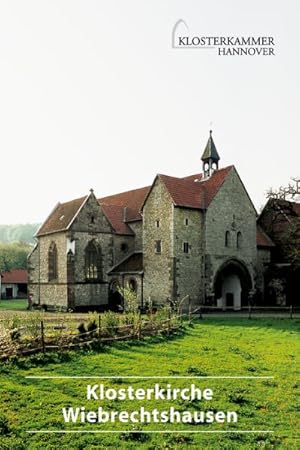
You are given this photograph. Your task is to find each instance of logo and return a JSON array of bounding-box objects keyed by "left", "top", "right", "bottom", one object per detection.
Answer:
[{"left": 172, "top": 20, "right": 275, "bottom": 56}]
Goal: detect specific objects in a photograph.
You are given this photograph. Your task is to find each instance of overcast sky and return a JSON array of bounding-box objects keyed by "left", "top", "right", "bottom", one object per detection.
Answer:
[{"left": 0, "top": 0, "right": 299, "bottom": 224}]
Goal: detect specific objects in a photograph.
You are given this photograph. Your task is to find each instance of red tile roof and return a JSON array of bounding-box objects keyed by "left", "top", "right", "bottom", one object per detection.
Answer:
[
  {"left": 99, "top": 186, "right": 150, "bottom": 221},
  {"left": 101, "top": 204, "right": 134, "bottom": 235},
  {"left": 157, "top": 166, "right": 233, "bottom": 209},
  {"left": 159, "top": 174, "right": 206, "bottom": 209},
  {"left": 256, "top": 225, "right": 275, "bottom": 248},
  {"left": 37, "top": 196, "right": 87, "bottom": 236},
  {"left": 1, "top": 269, "right": 28, "bottom": 284},
  {"left": 37, "top": 166, "right": 234, "bottom": 237}
]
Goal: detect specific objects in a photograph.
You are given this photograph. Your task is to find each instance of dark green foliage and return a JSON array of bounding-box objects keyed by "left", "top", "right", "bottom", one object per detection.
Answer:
[
  {"left": 120, "top": 426, "right": 149, "bottom": 442},
  {"left": 87, "top": 320, "right": 97, "bottom": 333},
  {"left": 77, "top": 323, "right": 87, "bottom": 335},
  {"left": 0, "top": 242, "right": 31, "bottom": 271},
  {"left": 0, "top": 414, "right": 10, "bottom": 435},
  {"left": 186, "top": 365, "right": 207, "bottom": 376}
]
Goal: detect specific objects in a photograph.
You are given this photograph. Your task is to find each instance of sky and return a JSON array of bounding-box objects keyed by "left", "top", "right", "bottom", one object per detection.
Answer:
[{"left": 0, "top": 0, "right": 299, "bottom": 224}]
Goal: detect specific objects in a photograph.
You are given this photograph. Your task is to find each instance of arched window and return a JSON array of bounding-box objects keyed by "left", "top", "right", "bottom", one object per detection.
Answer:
[
  {"left": 237, "top": 231, "right": 242, "bottom": 249},
  {"left": 85, "top": 241, "right": 102, "bottom": 281},
  {"left": 48, "top": 242, "right": 58, "bottom": 281},
  {"left": 225, "top": 231, "right": 230, "bottom": 247}
]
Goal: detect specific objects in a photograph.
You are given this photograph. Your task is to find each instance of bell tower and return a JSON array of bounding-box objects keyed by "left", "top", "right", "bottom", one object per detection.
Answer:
[{"left": 201, "top": 130, "right": 220, "bottom": 178}]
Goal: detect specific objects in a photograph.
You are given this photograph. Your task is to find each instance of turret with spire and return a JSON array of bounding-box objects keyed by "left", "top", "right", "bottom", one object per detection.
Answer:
[{"left": 201, "top": 130, "right": 220, "bottom": 178}]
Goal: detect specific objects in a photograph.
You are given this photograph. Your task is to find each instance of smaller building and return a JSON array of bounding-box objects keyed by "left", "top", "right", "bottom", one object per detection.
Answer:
[
  {"left": 0, "top": 269, "right": 28, "bottom": 299},
  {"left": 258, "top": 198, "right": 300, "bottom": 306}
]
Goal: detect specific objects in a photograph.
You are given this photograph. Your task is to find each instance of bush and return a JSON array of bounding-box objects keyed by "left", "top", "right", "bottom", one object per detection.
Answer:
[
  {"left": 26, "top": 311, "right": 44, "bottom": 340},
  {"left": 0, "top": 414, "right": 10, "bottom": 435},
  {"left": 87, "top": 320, "right": 97, "bottom": 337},
  {"left": 77, "top": 323, "right": 86, "bottom": 335},
  {"left": 117, "top": 287, "right": 138, "bottom": 313},
  {"left": 102, "top": 311, "right": 120, "bottom": 336}
]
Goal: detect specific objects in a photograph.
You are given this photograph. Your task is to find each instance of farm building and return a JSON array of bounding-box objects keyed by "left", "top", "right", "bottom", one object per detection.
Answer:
[
  {"left": 28, "top": 131, "right": 279, "bottom": 311},
  {"left": 0, "top": 269, "right": 28, "bottom": 299}
]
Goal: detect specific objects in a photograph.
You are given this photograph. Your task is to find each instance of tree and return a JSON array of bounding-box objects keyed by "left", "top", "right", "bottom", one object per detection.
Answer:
[
  {"left": 264, "top": 177, "right": 300, "bottom": 268},
  {"left": 266, "top": 177, "right": 300, "bottom": 201},
  {"left": 0, "top": 242, "right": 31, "bottom": 272},
  {"left": 260, "top": 178, "right": 300, "bottom": 305}
]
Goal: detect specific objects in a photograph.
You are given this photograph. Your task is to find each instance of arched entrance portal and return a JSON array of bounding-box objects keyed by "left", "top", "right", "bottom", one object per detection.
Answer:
[{"left": 214, "top": 259, "right": 252, "bottom": 310}]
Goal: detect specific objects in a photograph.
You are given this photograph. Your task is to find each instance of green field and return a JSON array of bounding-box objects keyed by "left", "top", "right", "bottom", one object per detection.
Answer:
[
  {"left": 0, "top": 318, "right": 299, "bottom": 449},
  {"left": 0, "top": 298, "right": 27, "bottom": 311}
]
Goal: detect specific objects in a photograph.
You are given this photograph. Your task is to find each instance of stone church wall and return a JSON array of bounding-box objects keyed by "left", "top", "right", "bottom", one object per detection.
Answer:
[
  {"left": 27, "top": 244, "right": 39, "bottom": 303},
  {"left": 143, "top": 178, "right": 174, "bottom": 306},
  {"left": 70, "top": 231, "right": 113, "bottom": 307},
  {"left": 71, "top": 194, "right": 112, "bottom": 234},
  {"left": 173, "top": 207, "right": 204, "bottom": 309},
  {"left": 112, "top": 235, "right": 135, "bottom": 266},
  {"left": 67, "top": 194, "right": 115, "bottom": 308},
  {"left": 205, "top": 168, "right": 257, "bottom": 295},
  {"left": 28, "top": 231, "right": 68, "bottom": 308},
  {"left": 128, "top": 221, "right": 143, "bottom": 250}
]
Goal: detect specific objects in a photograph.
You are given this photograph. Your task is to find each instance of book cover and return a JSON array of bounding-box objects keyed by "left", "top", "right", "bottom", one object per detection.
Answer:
[{"left": 0, "top": 2, "right": 299, "bottom": 449}]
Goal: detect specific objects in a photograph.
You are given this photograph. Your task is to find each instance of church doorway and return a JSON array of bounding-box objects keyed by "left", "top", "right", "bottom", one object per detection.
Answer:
[
  {"left": 214, "top": 259, "right": 252, "bottom": 310},
  {"left": 108, "top": 280, "right": 124, "bottom": 312}
]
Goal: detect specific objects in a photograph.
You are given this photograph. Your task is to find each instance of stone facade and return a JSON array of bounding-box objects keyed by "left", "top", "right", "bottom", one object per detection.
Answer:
[
  {"left": 28, "top": 133, "right": 274, "bottom": 311},
  {"left": 173, "top": 207, "right": 204, "bottom": 309},
  {"left": 204, "top": 168, "right": 257, "bottom": 307},
  {"left": 143, "top": 177, "right": 174, "bottom": 306}
]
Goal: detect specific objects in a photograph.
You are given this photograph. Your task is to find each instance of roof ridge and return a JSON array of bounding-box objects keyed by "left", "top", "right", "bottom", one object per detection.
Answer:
[
  {"left": 99, "top": 185, "right": 150, "bottom": 201},
  {"left": 58, "top": 195, "right": 87, "bottom": 207}
]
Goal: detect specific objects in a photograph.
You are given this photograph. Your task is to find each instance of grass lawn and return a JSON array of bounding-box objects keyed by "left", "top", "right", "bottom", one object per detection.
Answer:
[
  {"left": 0, "top": 298, "right": 27, "bottom": 311},
  {"left": 0, "top": 318, "right": 299, "bottom": 449}
]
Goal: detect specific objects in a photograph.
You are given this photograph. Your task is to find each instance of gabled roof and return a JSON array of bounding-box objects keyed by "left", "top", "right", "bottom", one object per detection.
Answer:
[
  {"left": 99, "top": 186, "right": 150, "bottom": 222},
  {"left": 1, "top": 269, "right": 28, "bottom": 284},
  {"left": 158, "top": 173, "right": 206, "bottom": 209},
  {"left": 101, "top": 204, "right": 134, "bottom": 235},
  {"left": 259, "top": 198, "right": 300, "bottom": 219},
  {"left": 37, "top": 196, "right": 88, "bottom": 236},
  {"left": 37, "top": 165, "right": 235, "bottom": 238},
  {"left": 258, "top": 197, "right": 300, "bottom": 237},
  {"left": 143, "top": 166, "right": 233, "bottom": 211},
  {"left": 256, "top": 225, "right": 275, "bottom": 248},
  {"left": 108, "top": 251, "right": 143, "bottom": 274}
]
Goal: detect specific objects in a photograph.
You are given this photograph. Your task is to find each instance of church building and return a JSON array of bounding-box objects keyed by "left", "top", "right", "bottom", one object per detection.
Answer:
[{"left": 28, "top": 132, "right": 274, "bottom": 311}]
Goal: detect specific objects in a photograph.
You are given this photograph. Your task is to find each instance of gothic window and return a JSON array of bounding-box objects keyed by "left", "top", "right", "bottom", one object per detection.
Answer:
[
  {"left": 225, "top": 231, "right": 230, "bottom": 247},
  {"left": 183, "top": 242, "right": 190, "bottom": 253},
  {"left": 155, "top": 240, "right": 162, "bottom": 254},
  {"left": 85, "top": 241, "right": 102, "bottom": 281},
  {"left": 48, "top": 242, "right": 58, "bottom": 281},
  {"left": 237, "top": 231, "right": 242, "bottom": 249}
]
